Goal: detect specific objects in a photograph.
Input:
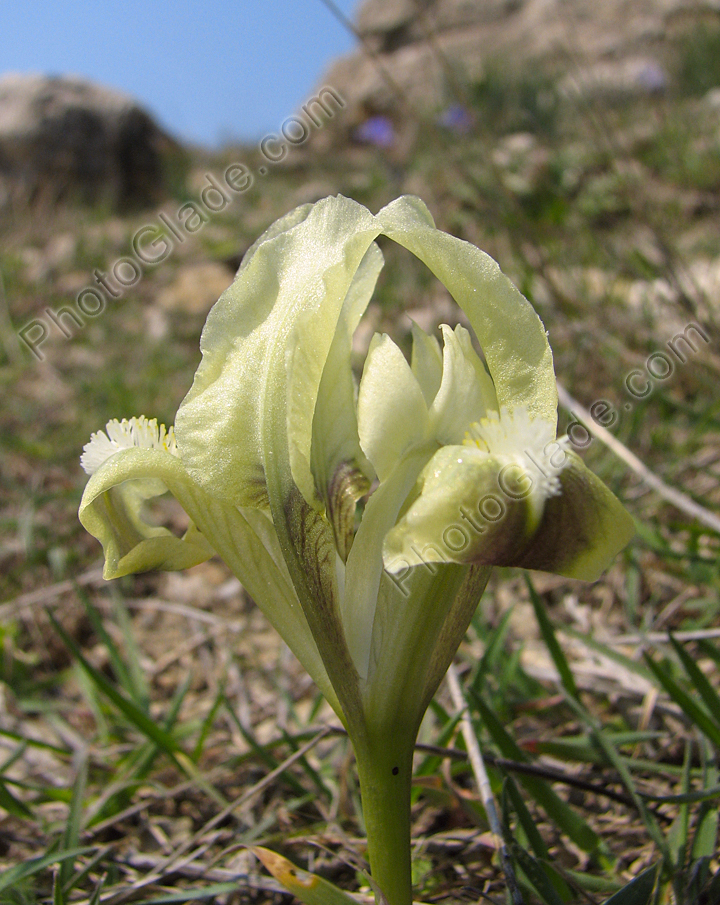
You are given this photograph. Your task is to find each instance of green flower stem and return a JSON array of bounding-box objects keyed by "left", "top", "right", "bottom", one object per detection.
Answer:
[{"left": 354, "top": 728, "right": 417, "bottom": 905}]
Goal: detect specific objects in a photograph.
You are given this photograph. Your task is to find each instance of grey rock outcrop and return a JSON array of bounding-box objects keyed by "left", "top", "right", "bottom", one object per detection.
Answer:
[
  {"left": 322, "top": 0, "right": 718, "bottom": 118},
  {"left": 0, "top": 73, "right": 176, "bottom": 209}
]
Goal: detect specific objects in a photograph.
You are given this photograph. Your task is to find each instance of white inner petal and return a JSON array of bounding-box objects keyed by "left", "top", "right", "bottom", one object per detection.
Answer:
[{"left": 81, "top": 416, "right": 177, "bottom": 475}]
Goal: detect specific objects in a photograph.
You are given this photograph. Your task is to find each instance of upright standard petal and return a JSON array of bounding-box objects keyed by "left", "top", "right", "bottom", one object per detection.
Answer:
[
  {"left": 428, "top": 325, "right": 497, "bottom": 445},
  {"left": 311, "top": 244, "right": 382, "bottom": 560},
  {"left": 377, "top": 196, "right": 558, "bottom": 426},
  {"left": 409, "top": 322, "right": 443, "bottom": 406},
  {"left": 357, "top": 333, "right": 430, "bottom": 482},
  {"left": 175, "top": 196, "right": 383, "bottom": 510}
]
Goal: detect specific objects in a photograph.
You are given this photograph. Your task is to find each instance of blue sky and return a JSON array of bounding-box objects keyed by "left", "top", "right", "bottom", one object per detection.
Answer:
[{"left": 1, "top": 1, "right": 359, "bottom": 146}]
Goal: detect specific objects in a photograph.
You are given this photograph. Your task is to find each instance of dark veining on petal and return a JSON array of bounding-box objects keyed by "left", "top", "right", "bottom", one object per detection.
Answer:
[
  {"left": 457, "top": 458, "right": 628, "bottom": 580},
  {"left": 461, "top": 496, "right": 533, "bottom": 568},
  {"left": 244, "top": 464, "right": 270, "bottom": 508},
  {"left": 515, "top": 464, "right": 610, "bottom": 575},
  {"left": 327, "top": 461, "right": 371, "bottom": 562},
  {"left": 282, "top": 485, "right": 361, "bottom": 715}
]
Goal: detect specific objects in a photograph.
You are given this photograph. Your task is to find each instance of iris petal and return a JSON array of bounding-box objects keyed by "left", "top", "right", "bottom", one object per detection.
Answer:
[
  {"left": 175, "top": 196, "right": 382, "bottom": 509},
  {"left": 384, "top": 445, "right": 634, "bottom": 581},
  {"left": 357, "top": 333, "right": 430, "bottom": 482},
  {"left": 377, "top": 196, "right": 558, "bottom": 426}
]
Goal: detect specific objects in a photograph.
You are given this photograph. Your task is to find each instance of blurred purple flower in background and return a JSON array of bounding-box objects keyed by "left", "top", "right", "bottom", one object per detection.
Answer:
[
  {"left": 438, "top": 104, "right": 474, "bottom": 134},
  {"left": 354, "top": 115, "right": 396, "bottom": 148}
]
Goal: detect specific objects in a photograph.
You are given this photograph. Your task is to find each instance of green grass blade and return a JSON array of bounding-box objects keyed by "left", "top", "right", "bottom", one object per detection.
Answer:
[
  {"left": 416, "top": 708, "right": 461, "bottom": 781},
  {"left": 531, "top": 732, "right": 664, "bottom": 766},
  {"left": 644, "top": 653, "right": 720, "bottom": 750},
  {"left": 224, "top": 698, "right": 306, "bottom": 797},
  {"left": 665, "top": 741, "right": 691, "bottom": 875},
  {"left": 601, "top": 865, "right": 658, "bottom": 905},
  {"left": 644, "top": 785, "right": 720, "bottom": 805},
  {"left": 562, "top": 695, "right": 671, "bottom": 863},
  {"left": 503, "top": 777, "right": 575, "bottom": 902},
  {"left": 562, "top": 869, "right": 622, "bottom": 895},
  {"left": 0, "top": 739, "right": 30, "bottom": 776},
  {"left": 60, "top": 848, "right": 110, "bottom": 899},
  {"left": 472, "top": 693, "right": 608, "bottom": 860},
  {"left": 79, "top": 596, "right": 138, "bottom": 704},
  {"left": 0, "top": 727, "right": 69, "bottom": 756},
  {"left": 59, "top": 751, "right": 88, "bottom": 888},
  {"left": 562, "top": 628, "right": 655, "bottom": 684},
  {"left": 0, "top": 775, "right": 33, "bottom": 818},
  {"left": 0, "top": 849, "right": 94, "bottom": 894},
  {"left": 87, "top": 873, "right": 105, "bottom": 905},
  {"left": 52, "top": 866, "right": 65, "bottom": 905},
  {"left": 697, "top": 638, "right": 720, "bottom": 668},
  {"left": 135, "top": 883, "right": 257, "bottom": 904},
  {"left": 307, "top": 689, "right": 328, "bottom": 724},
  {"left": 525, "top": 575, "right": 579, "bottom": 700},
  {"left": 509, "top": 841, "right": 567, "bottom": 905},
  {"left": 691, "top": 751, "right": 719, "bottom": 861},
  {"left": 668, "top": 634, "right": 720, "bottom": 729},
  {"left": 692, "top": 802, "right": 720, "bottom": 862},
  {"left": 701, "top": 866, "right": 720, "bottom": 903},
  {"left": 503, "top": 775, "right": 550, "bottom": 860},
  {"left": 72, "top": 661, "right": 110, "bottom": 744},
  {"left": 111, "top": 591, "right": 150, "bottom": 707},
  {"left": 192, "top": 686, "right": 225, "bottom": 761},
  {"left": 280, "top": 727, "right": 331, "bottom": 799},
  {"left": 470, "top": 606, "right": 515, "bottom": 695},
  {"left": 163, "top": 673, "right": 192, "bottom": 732},
  {"left": 47, "top": 610, "right": 186, "bottom": 772}
]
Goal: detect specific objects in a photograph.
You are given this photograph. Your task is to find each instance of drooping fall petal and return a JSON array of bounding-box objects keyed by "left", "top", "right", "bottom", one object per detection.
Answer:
[
  {"left": 383, "top": 443, "right": 634, "bottom": 582},
  {"left": 78, "top": 445, "right": 341, "bottom": 715}
]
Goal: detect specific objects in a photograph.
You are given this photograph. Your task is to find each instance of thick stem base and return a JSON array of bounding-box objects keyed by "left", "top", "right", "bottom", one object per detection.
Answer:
[{"left": 354, "top": 732, "right": 415, "bottom": 905}]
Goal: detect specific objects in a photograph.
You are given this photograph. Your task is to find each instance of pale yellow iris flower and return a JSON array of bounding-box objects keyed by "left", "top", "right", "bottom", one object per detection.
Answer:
[{"left": 79, "top": 195, "right": 634, "bottom": 904}]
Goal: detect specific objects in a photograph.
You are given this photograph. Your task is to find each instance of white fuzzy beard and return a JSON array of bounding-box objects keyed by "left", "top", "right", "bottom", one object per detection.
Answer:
[
  {"left": 81, "top": 416, "right": 177, "bottom": 475},
  {"left": 465, "top": 406, "right": 570, "bottom": 500}
]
